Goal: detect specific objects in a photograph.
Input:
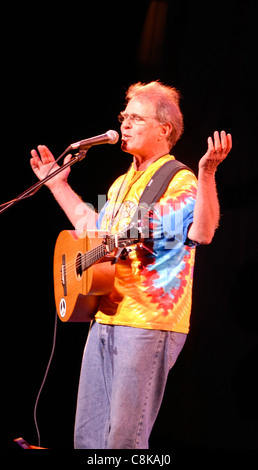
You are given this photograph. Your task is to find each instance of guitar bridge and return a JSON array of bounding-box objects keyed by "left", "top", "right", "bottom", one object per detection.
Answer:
[{"left": 61, "top": 254, "right": 67, "bottom": 296}]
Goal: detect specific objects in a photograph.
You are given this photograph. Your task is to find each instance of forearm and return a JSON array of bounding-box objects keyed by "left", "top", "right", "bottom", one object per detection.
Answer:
[
  {"left": 188, "top": 130, "right": 232, "bottom": 244},
  {"left": 188, "top": 170, "right": 220, "bottom": 245},
  {"left": 50, "top": 181, "right": 98, "bottom": 232}
]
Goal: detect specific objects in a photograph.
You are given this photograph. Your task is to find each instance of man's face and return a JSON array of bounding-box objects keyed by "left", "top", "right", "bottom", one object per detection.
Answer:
[{"left": 120, "top": 97, "right": 163, "bottom": 158}]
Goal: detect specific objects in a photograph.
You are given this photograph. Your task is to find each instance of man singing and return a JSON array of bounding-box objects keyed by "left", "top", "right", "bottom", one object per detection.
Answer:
[{"left": 30, "top": 81, "right": 232, "bottom": 449}]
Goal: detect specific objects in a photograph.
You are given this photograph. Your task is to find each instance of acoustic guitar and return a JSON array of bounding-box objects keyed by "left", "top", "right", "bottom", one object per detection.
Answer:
[{"left": 53, "top": 229, "right": 138, "bottom": 322}]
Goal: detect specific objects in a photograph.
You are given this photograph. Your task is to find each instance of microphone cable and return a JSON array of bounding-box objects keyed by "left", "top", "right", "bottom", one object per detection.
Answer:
[{"left": 33, "top": 309, "right": 58, "bottom": 448}]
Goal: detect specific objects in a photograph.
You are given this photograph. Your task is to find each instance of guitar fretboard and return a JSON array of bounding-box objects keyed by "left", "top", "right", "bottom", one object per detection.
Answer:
[{"left": 81, "top": 235, "right": 117, "bottom": 271}]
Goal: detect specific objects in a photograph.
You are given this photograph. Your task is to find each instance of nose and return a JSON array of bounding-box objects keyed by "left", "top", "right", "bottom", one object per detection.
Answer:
[{"left": 121, "top": 116, "right": 133, "bottom": 130}]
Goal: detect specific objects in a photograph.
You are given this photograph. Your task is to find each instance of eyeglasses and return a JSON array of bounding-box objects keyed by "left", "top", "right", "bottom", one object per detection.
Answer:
[{"left": 118, "top": 112, "right": 157, "bottom": 125}]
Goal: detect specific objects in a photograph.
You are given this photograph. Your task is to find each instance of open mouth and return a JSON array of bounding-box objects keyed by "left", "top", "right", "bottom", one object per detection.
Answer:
[{"left": 121, "top": 135, "right": 131, "bottom": 142}]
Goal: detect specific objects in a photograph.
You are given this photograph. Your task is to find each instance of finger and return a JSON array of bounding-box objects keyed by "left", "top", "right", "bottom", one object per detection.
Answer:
[
  {"left": 30, "top": 148, "right": 39, "bottom": 159},
  {"left": 38, "top": 145, "right": 55, "bottom": 164},
  {"left": 207, "top": 136, "right": 214, "bottom": 152},
  {"left": 37, "top": 145, "right": 48, "bottom": 164},
  {"left": 213, "top": 131, "right": 221, "bottom": 152},
  {"left": 220, "top": 130, "right": 227, "bottom": 150},
  {"left": 63, "top": 153, "right": 72, "bottom": 164},
  {"left": 30, "top": 149, "right": 43, "bottom": 169},
  {"left": 221, "top": 131, "right": 232, "bottom": 156},
  {"left": 227, "top": 133, "right": 232, "bottom": 152},
  {"left": 30, "top": 157, "right": 37, "bottom": 170}
]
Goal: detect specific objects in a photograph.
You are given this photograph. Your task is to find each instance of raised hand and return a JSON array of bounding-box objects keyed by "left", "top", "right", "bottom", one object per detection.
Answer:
[
  {"left": 199, "top": 131, "right": 232, "bottom": 174},
  {"left": 30, "top": 145, "right": 72, "bottom": 189}
]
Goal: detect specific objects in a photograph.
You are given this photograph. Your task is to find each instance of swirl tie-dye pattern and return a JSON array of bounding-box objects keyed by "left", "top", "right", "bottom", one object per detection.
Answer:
[{"left": 95, "top": 154, "right": 197, "bottom": 333}]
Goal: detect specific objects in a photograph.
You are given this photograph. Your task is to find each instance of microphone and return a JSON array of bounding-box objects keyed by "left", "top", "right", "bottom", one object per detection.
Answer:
[{"left": 69, "top": 130, "right": 119, "bottom": 152}]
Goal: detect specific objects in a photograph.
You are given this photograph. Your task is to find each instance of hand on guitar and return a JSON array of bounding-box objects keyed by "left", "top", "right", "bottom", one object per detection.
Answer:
[{"left": 30, "top": 145, "right": 72, "bottom": 190}]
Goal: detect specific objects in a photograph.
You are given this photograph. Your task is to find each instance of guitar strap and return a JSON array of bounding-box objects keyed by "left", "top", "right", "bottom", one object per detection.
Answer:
[{"left": 129, "top": 159, "right": 194, "bottom": 236}]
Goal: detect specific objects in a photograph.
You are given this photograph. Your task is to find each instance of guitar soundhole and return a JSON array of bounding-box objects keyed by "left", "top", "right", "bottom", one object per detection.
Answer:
[{"left": 75, "top": 252, "right": 83, "bottom": 280}]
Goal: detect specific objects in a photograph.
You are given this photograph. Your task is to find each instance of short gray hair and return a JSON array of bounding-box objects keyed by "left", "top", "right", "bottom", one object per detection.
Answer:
[{"left": 125, "top": 81, "right": 184, "bottom": 149}]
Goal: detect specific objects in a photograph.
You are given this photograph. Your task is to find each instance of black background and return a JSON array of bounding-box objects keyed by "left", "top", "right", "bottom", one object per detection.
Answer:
[{"left": 1, "top": 0, "right": 258, "bottom": 452}]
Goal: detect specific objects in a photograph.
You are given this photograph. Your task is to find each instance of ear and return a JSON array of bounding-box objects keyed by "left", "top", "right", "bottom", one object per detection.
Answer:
[{"left": 159, "top": 122, "right": 173, "bottom": 139}]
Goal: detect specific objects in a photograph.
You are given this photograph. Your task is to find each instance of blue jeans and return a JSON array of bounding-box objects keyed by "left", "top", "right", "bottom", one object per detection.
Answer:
[{"left": 74, "top": 322, "right": 187, "bottom": 449}]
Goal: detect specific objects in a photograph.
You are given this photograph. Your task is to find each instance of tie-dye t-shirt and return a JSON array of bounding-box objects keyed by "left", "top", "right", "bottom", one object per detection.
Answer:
[{"left": 95, "top": 154, "right": 197, "bottom": 333}]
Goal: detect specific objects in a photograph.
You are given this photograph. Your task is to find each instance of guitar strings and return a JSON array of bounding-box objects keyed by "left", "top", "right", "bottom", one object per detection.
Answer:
[
  {"left": 63, "top": 243, "right": 110, "bottom": 276},
  {"left": 60, "top": 232, "right": 119, "bottom": 278},
  {"left": 64, "top": 251, "right": 105, "bottom": 276}
]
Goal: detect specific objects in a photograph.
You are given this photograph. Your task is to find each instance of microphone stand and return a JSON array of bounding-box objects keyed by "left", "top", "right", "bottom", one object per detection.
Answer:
[{"left": 0, "top": 148, "right": 88, "bottom": 215}]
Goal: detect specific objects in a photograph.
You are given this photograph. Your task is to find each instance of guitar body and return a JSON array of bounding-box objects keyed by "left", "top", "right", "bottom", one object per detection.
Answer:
[{"left": 53, "top": 230, "right": 115, "bottom": 322}]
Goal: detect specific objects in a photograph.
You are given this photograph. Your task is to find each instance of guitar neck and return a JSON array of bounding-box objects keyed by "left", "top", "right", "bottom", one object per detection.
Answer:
[{"left": 81, "top": 235, "right": 117, "bottom": 271}]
